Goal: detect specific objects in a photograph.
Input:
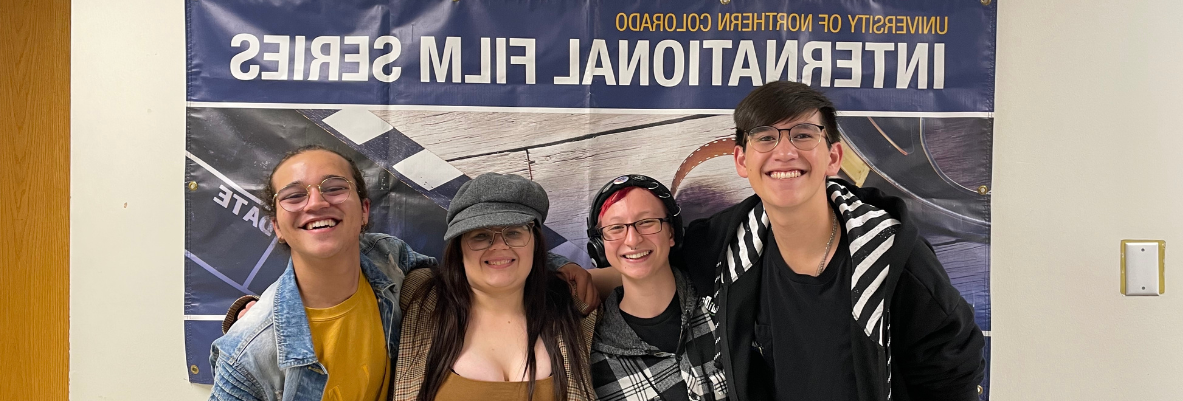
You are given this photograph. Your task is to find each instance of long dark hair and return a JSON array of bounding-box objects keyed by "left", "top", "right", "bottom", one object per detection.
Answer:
[{"left": 411, "top": 225, "right": 590, "bottom": 401}]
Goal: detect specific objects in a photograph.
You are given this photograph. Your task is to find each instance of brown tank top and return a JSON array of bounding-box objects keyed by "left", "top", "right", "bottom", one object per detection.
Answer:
[{"left": 433, "top": 371, "right": 556, "bottom": 401}]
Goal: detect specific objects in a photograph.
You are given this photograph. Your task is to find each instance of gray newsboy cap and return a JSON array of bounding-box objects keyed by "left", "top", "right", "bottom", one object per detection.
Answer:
[{"left": 444, "top": 173, "right": 549, "bottom": 242}]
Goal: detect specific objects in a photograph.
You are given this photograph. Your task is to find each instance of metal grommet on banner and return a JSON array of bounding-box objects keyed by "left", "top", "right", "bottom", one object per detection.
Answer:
[
  {"left": 720, "top": 0, "right": 730, "bottom": 4},
  {"left": 190, "top": 364, "right": 200, "bottom": 374},
  {"left": 977, "top": 185, "right": 989, "bottom": 195},
  {"left": 188, "top": 181, "right": 198, "bottom": 191},
  {"left": 978, "top": 385, "right": 984, "bottom": 394},
  {"left": 981, "top": 0, "right": 992, "bottom": 5}
]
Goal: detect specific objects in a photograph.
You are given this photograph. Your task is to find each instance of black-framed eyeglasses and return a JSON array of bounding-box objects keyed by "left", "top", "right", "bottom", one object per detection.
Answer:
[
  {"left": 599, "top": 218, "right": 668, "bottom": 241},
  {"left": 463, "top": 223, "right": 535, "bottom": 251},
  {"left": 273, "top": 177, "right": 356, "bottom": 212},
  {"left": 744, "top": 123, "right": 828, "bottom": 153}
]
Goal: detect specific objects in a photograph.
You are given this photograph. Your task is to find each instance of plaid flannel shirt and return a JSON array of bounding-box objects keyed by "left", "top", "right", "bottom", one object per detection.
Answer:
[{"left": 590, "top": 268, "right": 728, "bottom": 401}]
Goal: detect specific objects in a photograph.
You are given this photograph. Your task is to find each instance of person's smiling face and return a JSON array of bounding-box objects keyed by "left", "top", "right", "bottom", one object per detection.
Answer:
[
  {"left": 460, "top": 225, "right": 536, "bottom": 294},
  {"left": 270, "top": 150, "right": 369, "bottom": 263},
  {"left": 734, "top": 110, "right": 843, "bottom": 212},
  {"left": 600, "top": 189, "right": 674, "bottom": 281}
]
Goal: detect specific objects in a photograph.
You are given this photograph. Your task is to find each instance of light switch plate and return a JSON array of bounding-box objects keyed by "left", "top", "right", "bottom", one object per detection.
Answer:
[{"left": 1122, "top": 240, "right": 1165, "bottom": 296}]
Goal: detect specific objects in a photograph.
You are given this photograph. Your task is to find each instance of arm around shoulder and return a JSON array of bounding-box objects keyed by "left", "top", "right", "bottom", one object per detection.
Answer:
[
  {"left": 673, "top": 216, "right": 720, "bottom": 295},
  {"left": 400, "top": 268, "right": 435, "bottom": 311},
  {"left": 392, "top": 236, "right": 438, "bottom": 273},
  {"left": 221, "top": 294, "right": 260, "bottom": 334},
  {"left": 361, "top": 232, "right": 438, "bottom": 274}
]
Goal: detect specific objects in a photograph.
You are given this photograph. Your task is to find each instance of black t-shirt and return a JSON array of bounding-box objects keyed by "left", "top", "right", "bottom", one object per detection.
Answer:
[
  {"left": 620, "top": 290, "right": 690, "bottom": 401},
  {"left": 755, "top": 227, "right": 858, "bottom": 401},
  {"left": 619, "top": 290, "right": 682, "bottom": 353}
]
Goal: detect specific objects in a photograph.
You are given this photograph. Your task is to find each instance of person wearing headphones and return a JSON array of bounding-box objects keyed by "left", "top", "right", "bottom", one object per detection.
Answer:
[{"left": 585, "top": 175, "right": 728, "bottom": 401}]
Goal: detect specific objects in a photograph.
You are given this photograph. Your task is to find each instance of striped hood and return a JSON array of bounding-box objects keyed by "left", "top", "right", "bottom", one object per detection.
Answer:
[
  {"left": 705, "top": 180, "right": 902, "bottom": 345},
  {"left": 683, "top": 179, "right": 979, "bottom": 401}
]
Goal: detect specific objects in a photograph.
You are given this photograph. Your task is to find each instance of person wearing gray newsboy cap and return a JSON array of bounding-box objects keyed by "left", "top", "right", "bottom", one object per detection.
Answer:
[
  {"left": 395, "top": 172, "right": 598, "bottom": 401},
  {"left": 444, "top": 172, "right": 550, "bottom": 241}
]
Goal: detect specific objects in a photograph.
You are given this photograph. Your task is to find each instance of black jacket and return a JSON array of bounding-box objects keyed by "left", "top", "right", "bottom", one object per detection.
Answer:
[{"left": 675, "top": 179, "right": 985, "bottom": 401}]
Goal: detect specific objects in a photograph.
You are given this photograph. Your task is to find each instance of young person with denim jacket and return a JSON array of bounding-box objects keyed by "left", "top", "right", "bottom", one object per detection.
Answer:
[
  {"left": 209, "top": 146, "right": 410, "bottom": 401},
  {"left": 209, "top": 147, "right": 596, "bottom": 401}
]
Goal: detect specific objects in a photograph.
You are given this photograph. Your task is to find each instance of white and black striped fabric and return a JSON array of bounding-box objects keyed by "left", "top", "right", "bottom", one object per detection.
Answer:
[
  {"left": 704, "top": 180, "right": 901, "bottom": 397},
  {"left": 699, "top": 201, "right": 768, "bottom": 319},
  {"left": 829, "top": 181, "right": 901, "bottom": 345}
]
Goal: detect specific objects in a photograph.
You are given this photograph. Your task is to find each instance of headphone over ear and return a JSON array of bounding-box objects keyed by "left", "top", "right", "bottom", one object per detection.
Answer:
[{"left": 586, "top": 174, "right": 683, "bottom": 269}]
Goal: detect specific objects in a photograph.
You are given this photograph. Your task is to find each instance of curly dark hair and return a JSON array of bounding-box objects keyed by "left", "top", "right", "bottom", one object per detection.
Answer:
[{"left": 260, "top": 144, "right": 370, "bottom": 227}]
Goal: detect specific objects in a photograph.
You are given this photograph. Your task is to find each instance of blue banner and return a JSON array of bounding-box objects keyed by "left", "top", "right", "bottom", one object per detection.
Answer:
[
  {"left": 186, "top": 1, "right": 995, "bottom": 398},
  {"left": 188, "top": 1, "right": 994, "bottom": 112}
]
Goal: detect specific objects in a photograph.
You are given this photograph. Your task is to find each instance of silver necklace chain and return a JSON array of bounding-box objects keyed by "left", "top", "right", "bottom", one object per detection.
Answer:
[{"left": 815, "top": 210, "right": 838, "bottom": 276}]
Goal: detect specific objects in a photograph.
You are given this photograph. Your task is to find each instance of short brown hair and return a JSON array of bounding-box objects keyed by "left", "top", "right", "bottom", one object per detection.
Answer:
[{"left": 733, "top": 81, "right": 841, "bottom": 148}]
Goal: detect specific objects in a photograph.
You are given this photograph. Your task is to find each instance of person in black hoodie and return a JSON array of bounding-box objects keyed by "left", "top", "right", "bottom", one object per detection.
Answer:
[{"left": 675, "top": 81, "right": 985, "bottom": 401}]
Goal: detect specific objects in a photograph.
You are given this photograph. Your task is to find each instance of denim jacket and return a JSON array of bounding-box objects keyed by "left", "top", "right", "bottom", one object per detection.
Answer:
[{"left": 208, "top": 233, "right": 435, "bottom": 401}]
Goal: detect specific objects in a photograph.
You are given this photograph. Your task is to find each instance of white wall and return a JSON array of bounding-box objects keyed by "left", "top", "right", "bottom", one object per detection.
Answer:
[
  {"left": 990, "top": 1, "right": 1183, "bottom": 400},
  {"left": 70, "top": 0, "right": 209, "bottom": 399},
  {"left": 69, "top": 0, "right": 1183, "bottom": 400}
]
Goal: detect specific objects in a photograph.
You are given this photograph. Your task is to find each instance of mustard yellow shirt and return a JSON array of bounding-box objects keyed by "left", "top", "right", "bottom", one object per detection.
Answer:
[{"left": 306, "top": 274, "right": 391, "bottom": 401}]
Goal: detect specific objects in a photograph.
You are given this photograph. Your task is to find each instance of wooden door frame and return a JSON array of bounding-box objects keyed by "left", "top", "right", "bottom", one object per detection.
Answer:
[{"left": 0, "top": 0, "right": 71, "bottom": 399}]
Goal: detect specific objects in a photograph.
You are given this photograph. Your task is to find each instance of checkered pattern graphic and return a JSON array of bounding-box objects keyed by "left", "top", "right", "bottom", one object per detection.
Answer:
[
  {"left": 298, "top": 109, "right": 590, "bottom": 267},
  {"left": 322, "top": 108, "right": 396, "bottom": 145},
  {"left": 392, "top": 150, "right": 464, "bottom": 191}
]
